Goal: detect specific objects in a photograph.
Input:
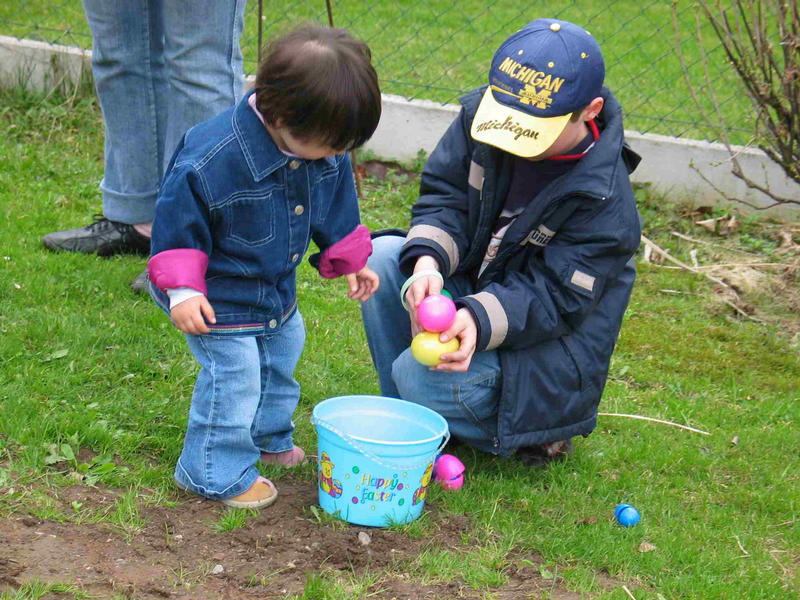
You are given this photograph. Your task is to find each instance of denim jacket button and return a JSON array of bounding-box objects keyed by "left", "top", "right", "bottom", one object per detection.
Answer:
[
  {"left": 289, "top": 160, "right": 301, "bottom": 170},
  {"left": 268, "top": 319, "right": 278, "bottom": 328},
  {"left": 291, "top": 253, "right": 300, "bottom": 262},
  {"left": 294, "top": 204, "right": 304, "bottom": 215}
]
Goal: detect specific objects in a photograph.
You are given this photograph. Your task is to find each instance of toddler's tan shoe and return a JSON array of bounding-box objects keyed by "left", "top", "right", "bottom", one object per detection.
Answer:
[{"left": 222, "top": 476, "right": 278, "bottom": 509}]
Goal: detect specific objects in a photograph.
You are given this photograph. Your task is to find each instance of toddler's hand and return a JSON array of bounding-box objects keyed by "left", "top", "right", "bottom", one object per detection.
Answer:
[
  {"left": 346, "top": 266, "right": 380, "bottom": 302},
  {"left": 170, "top": 295, "right": 216, "bottom": 335},
  {"left": 433, "top": 308, "right": 477, "bottom": 372}
]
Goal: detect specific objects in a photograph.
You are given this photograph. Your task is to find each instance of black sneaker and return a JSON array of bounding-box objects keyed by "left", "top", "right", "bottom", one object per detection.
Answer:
[
  {"left": 42, "top": 215, "right": 150, "bottom": 256},
  {"left": 517, "top": 439, "right": 573, "bottom": 467},
  {"left": 130, "top": 268, "right": 149, "bottom": 294}
]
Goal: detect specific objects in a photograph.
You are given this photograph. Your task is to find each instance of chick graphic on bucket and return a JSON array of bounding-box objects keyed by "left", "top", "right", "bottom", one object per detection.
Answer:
[
  {"left": 318, "top": 452, "right": 343, "bottom": 498},
  {"left": 412, "top": 461, "right": 434, "bottom": 505}
]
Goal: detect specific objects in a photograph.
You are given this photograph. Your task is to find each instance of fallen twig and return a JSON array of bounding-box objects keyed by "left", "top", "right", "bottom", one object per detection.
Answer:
[
  {"left": 767, "top": 519, "right": 797, "bottom": 528},
  {"left": 622, "top": 585, "right": 637, "bottom": 600},
  {"left": 655, "top": 262, "right": 799, "bottom": 271},
  {"left": 734, "top": 535, "right": 750, "bottom": 558},
  {"left": 690, "top": 249, "right": 699, "bottom": 268},
  {"left": 597, "top": 412, "right": 710, "bottom": 435},
  {"left": 721, "top": 299, "right": 765, "bottom": 324},
  {"left": 670, "top": 231, "right": 762, "bottom": 256},
  {"left": 641, "top": 235, "right": 730, "bottom": 289}
]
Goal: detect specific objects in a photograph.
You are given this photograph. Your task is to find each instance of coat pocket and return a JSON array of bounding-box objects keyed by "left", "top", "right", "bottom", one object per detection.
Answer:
[
  {"left": 224, "top": 190, "right": 276, "bottom": 247},
  {"left": 500, "top": 337, "right": 586, "bottom": 437},
  {"left": 558, "top": 338, "right": 584, "bottom": 392}
]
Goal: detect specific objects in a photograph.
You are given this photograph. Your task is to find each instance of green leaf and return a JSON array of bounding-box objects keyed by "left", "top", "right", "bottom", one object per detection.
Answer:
[
  {"left": 309, "top": 505, "right": 322, "bottom": 522},
  {"left": 42, "top": 348, "right": 69, "bottom": 362},
  {"left": 92, "top": 462, "right": 116, "bottom": 475},
  {"left": 60, "top": 444, "right": 75, "bottom": 461},
  {"left": 539, "top": 566, "right": 554, "bottom": 579}
]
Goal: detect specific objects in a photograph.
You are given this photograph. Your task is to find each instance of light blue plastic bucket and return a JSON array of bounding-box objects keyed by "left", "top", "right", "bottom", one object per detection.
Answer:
[{"left": 311, "top": 395, "right": 449, "bottom": 527}]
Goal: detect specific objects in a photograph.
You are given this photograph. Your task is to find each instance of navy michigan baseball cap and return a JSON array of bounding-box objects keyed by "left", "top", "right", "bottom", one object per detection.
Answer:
[{"left": 471, "top": 18, "right": 605, "bottom": 157}]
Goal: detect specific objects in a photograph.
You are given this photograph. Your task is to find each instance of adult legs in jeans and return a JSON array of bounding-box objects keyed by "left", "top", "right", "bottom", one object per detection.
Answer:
[
  {"left": 43, "top": 0, "right": 246, "bottom": 257},
  {"left": 84, "top": 0, "right": 245, "bottom": 223},
  {"left": 361, "top": 235, "right": 502, "bottom": 454},
  {"left": 176, "top": 312, "right": 304, "bottom": 499}
]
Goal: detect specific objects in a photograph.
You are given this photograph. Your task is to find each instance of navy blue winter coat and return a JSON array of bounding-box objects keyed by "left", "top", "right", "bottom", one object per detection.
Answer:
[{"left": 399, "top": 86, "right": 642, "bottom": 453}]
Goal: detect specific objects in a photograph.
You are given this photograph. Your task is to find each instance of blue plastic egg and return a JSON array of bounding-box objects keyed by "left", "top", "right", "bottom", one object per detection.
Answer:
[{"left": 615, "top": 503, "right": 640, "bottom": 527}]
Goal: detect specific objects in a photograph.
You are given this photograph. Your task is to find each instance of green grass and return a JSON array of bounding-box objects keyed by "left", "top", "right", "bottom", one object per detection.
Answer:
[
  {"left": 1, "top": 88, "right": 798, "bottom": 599},
  {"left": 287, "top": 571, "right": 383, "bottom": 600},
  {"left": 0, "top": 580, "right": 90, "bottom": 600},
  {"left": 213, "top": 507, "right": 259, "bottom": 533},
  {"left": 0, "top": 0, "right": 751, "bottom": 142}
]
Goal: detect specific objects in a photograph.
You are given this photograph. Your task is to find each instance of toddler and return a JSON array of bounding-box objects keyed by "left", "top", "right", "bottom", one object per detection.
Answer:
[{"left": 148, "top": 25, "right": 382, "bottom": 508}]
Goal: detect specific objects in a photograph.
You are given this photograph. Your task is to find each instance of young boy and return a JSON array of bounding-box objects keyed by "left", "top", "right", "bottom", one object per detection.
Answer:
[{"left": 361, "top": 18, "right": 642, "bottom": 464}]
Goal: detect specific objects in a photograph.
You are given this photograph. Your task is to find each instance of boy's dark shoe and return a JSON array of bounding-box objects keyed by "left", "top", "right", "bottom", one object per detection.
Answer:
[
  {"left": 130, "top": 268, "right": 149, "bottom": 294},
  {"left": 517, "top": 439, "right": 573, "bottom": 467},
  {"left": 42, "top": 216, "right": 150, "bottom": 256}
]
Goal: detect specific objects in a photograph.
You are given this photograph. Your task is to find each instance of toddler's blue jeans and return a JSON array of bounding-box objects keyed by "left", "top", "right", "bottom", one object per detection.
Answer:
[
  {"left": 175, "top": 311, "right": 305, "bottom": 499},
  {"left": 83, "top": 0, "right": 246, "bottom": 224},
  {"left": 361, "top": 235, "right": 502, "bottom": 454}
]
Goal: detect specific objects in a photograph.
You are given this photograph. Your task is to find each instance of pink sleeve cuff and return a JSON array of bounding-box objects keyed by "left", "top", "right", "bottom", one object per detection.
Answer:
[
  {"left": 318, "top": 225, "right": 372, "bottom": 279},
  {"left": 148, "top": 248, "right": 209, "bottom": 294}
]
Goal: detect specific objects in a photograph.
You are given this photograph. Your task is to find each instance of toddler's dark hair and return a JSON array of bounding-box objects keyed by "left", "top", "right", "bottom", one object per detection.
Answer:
[{"left": 255, "top": 24, "right": 381, "bottom": 151}]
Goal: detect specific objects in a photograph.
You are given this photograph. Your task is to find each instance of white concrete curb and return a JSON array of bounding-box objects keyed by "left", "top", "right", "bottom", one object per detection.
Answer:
[
  {"left": 2, "top": 35, "right": 797, "bottom": 216},
  {"left": 365, "top": 93, "right": 799, "bottom": 217},
  {"left": 0, "top": 35, "right": 92, "bottom": 92}
]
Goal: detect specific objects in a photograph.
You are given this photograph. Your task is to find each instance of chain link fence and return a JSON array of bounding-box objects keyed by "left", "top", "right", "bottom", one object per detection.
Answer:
[{"left": 0, "top": 0, "right": 749, "bottom": 142}]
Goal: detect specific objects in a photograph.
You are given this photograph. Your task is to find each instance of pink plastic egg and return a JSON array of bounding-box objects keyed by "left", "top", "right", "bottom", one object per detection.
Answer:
[
  {"left": 417, "top": 294, "right": 457, "bottom": 332},
  {"left": 434, "top": 454, "right": 465, "bottom": 485},
  {"left": 442, "top": 473, "right": 464, "bottom": 491}
]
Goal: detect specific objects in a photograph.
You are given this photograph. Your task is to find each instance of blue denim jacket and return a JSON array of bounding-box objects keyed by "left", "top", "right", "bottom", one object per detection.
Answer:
[{"left": 149, "top": 90, "right": 361, "bottom": 336}]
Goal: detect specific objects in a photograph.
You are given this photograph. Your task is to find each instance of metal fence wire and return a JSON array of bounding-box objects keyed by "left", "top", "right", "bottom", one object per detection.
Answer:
[{"left": 0, "top": 0, "right": 751, "bottom": 142}]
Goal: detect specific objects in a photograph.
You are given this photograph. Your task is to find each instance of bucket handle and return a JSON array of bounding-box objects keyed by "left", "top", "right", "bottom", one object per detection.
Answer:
[{"left": 311, "top": 415, "right": 450, "bottom": 472}]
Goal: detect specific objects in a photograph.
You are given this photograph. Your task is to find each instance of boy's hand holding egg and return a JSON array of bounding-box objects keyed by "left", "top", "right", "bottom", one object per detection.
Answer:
[{"left": 410, "top": 294, "right": 459, "bottom": 366}]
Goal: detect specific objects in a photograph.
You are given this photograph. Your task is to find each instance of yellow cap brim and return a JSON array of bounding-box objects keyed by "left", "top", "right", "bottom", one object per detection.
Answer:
[{"left": 470, "top": 87, "right": 571, "bottom": 158}]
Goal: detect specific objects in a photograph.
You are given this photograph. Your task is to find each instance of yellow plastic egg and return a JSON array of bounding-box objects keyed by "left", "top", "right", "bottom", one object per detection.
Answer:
[{"left": 410, "top": 331, "right": 460, "bottom": 366}]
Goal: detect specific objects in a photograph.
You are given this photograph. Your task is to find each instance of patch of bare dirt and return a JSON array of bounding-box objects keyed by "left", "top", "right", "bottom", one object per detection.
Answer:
[
  {"left": 0, "top": 479, "right": 596, "bottom": 599},
  {"left": 356, "top": 159, "right": 419, "bottom": 183}
]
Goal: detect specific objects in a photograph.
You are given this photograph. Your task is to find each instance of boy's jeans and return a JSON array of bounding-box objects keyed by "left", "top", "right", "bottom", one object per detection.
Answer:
[
  {"left": 175, "top": 311, "right": 305, "bottom": 499},
  {"left": 361, "top": 236, "right": 502, "bottom": 454},
  {"left": 83, "top": 0, "right": 246, "bottom": 225}
]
